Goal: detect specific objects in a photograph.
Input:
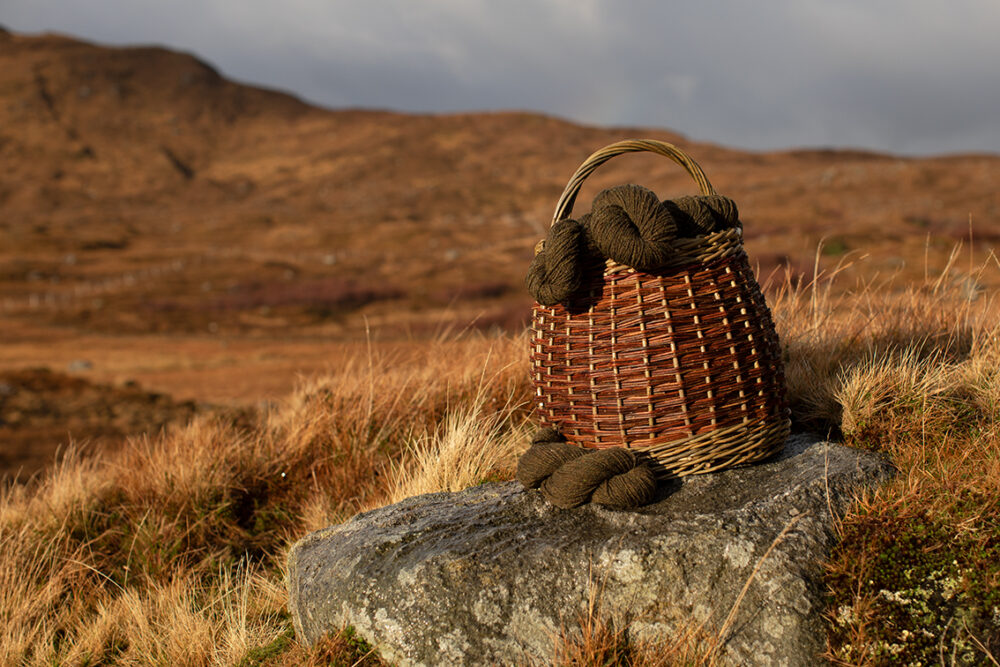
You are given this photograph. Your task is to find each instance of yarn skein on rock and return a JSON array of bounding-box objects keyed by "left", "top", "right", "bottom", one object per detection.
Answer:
[{"left": 516, "top": 428, "right": 656, "bottom": 510}]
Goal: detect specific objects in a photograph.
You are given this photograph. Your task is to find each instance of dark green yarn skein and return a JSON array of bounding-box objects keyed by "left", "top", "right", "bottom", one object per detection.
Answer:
[
  {"left": 524, "top": 218, "right": 588, "bottom": 306},
  {"left": 516, "top": 427, "right": 657, "bottom": 511},
  {"left": 667, "top": 195, "right": 740, "bottom": 238},
  {"left": 587, "top": 184, "right": 678, "bottom": 271}
]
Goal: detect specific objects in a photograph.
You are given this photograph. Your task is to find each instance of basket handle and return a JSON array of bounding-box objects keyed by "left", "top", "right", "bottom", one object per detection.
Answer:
[{"left": 551, "top": 139, "right": 717, "bottom": 225}]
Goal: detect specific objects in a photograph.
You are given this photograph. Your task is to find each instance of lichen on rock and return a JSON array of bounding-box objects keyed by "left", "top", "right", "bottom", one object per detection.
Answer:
[{"left": 288, "top": 434, "right": 891, "bottom": 666}]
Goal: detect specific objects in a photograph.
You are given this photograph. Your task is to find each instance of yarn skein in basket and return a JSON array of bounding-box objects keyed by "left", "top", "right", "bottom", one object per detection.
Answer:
[{"left": 528, "top": 139, "right": 790, "bottom": 480}]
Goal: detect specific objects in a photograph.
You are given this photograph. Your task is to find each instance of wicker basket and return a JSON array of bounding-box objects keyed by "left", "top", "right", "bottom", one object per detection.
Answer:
[{"left": 530, "top": 139, "right": 790, "bottom": 478}]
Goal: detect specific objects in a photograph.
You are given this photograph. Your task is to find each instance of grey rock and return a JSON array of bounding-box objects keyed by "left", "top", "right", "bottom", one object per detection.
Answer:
[
  {"left": 288, "top": 435, "right": 892, "bottom": 666},
  {"left": 67, "top": 359, "right": 93, "bottom": 372}
]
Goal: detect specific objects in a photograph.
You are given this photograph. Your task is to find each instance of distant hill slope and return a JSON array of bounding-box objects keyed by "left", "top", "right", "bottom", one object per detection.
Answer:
[{"left": 2, "top": 30, "right": 999, "bottom": 337}]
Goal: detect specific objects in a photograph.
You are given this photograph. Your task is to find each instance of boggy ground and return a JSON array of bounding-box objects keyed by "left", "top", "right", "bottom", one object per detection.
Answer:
[{"left": 0, "top": 367, "right": 201, "bottom": 479}]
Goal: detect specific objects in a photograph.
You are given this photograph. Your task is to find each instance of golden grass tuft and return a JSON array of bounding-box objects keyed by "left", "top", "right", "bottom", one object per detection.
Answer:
[
  {"left": 551, "top": 575, "right": 719, "bottom": 667},
  {"left": 386, "top": 385, "right": 531, "bottom": 505}
]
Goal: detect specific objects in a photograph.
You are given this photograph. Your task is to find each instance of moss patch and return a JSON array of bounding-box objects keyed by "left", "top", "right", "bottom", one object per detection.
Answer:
[{"left": 827, "top": 508, "right": 1000, "bottom": 664}]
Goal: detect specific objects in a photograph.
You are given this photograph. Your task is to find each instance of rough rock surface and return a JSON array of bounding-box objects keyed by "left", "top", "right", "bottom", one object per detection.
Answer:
[{"left": 288, "top": 435, "right": 892, "bottom": 666}]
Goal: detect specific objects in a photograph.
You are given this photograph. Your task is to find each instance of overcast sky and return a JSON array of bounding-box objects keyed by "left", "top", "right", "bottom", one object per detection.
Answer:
[{"left": 5, "top": 0, "right": 1000, "bottom": 156}]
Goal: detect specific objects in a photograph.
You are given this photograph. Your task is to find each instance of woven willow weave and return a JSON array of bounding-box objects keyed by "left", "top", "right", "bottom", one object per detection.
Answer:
[{"left": 530, "top": 140, "right": 790, "bottom": 479}]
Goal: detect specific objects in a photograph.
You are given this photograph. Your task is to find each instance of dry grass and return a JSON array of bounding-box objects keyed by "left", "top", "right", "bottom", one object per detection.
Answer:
[
  {"left": 770, "top": 245, "right": 987, "bottom": 434},
  {"left": 385, "top": 366, "right": 532, "bottom": 505},
  {"left": 2, "top": 247, "right": 999, "bottom": 665},
  {"left": 770, "top": 247, "right": 1000, "bottom": 665},
  {"left": 552, "top": 588, "right": 716, "bottom": 667},
  {"left": 0, "top": 332, "right": 531, "bottom": 665}
]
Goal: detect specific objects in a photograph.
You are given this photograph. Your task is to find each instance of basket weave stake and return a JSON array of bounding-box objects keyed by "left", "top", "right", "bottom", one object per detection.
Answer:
[{"left": 530, "top": 140, "right": 790, "bottom": 479}]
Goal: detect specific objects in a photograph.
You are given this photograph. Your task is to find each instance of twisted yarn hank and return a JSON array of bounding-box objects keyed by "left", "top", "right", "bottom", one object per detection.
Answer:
[
  {"left": 524, "top": 218, "right": 589, "bottom": 306},
  {"left": 587, "top": 184, "right": 678, "bottom": 271},
  {"left": 526, "top": 185, "right": 740, "bottom": 305},
  {"left": 516, "top": 427, "right": 656, "bottom": 510}
]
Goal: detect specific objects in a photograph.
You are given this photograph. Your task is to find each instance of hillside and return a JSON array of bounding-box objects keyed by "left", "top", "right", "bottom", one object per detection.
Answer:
[
  {"left": 2, "top": 29, "right": 1000, "bottom": 462},
  {"left": 4, "top": 30, "right": 998, "bottom": 339}
]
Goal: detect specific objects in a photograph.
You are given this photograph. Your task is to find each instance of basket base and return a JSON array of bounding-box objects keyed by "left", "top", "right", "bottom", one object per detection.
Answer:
[{"left": 625, "top": 416, "right": 790, "bottom": 480}]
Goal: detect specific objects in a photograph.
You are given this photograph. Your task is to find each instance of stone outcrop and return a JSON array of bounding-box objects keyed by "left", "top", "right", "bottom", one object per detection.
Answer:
[{"left": 288, "top": 435, "right": 892, "bottom": 666}]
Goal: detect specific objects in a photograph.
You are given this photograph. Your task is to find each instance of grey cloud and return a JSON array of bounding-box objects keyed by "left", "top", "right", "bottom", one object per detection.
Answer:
[{"left": 4, "top": 0, "right": 999, "bottom": 155}]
